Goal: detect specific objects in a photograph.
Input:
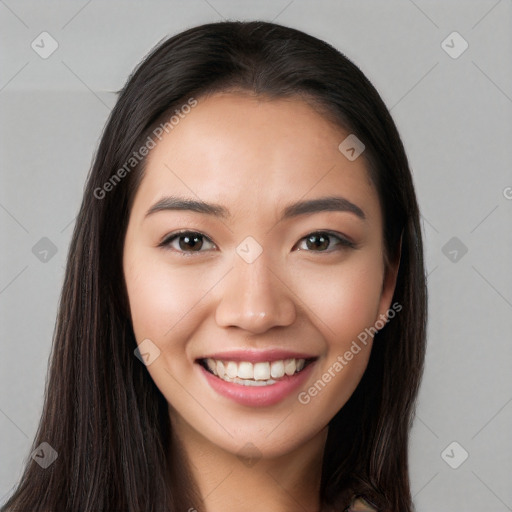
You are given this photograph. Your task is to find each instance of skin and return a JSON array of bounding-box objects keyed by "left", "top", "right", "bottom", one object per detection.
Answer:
[{"left": 123, "top": 92, "right": 399, "bottom": 512}]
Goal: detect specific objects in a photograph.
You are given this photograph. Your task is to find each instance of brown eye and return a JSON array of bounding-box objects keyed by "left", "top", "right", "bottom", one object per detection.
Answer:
[
  {"left": 159, "top": 229, "right": 355, "bottom": 256},
  {"left": 159, "top": 231, "right": 216, "bottom": 254},
  {"left": 305, "top": 233, "right": 330, "bottom": 251},
  {"left": 296, "top": 231, "right": 356, "bottom": 252}
]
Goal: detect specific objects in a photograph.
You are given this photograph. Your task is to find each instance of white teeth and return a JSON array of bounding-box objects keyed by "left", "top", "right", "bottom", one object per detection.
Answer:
[
  {"left": 226, "top": 361, "right": 238, "bottom": 379},
  {"left": 203, "top": 357, "right": 308, "bottom": 384},
  {"left": 216, "top": 360, "right": 225, "bottom": 378},
  {"left": 238, "top": 361, "right": 253, "bottom": 379},
  {"left": 221, "top": 375, "right": 277, "bottom": 386},
  {"left": 253, "top": 362, "right": 271, "bottom": 381},
  {"left": 206, "top": 359, "right": 216, "bottom": 373},
  {"left": 284, "top": 358, "right": 296, "bottom": 376},
  {"left": 270, "top": 360, "right": 285, "bottom": 379}
]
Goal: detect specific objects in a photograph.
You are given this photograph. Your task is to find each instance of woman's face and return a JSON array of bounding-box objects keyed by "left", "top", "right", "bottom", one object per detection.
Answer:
[{"left": 123, "top": 92, "right": 397, "bottom": 458}]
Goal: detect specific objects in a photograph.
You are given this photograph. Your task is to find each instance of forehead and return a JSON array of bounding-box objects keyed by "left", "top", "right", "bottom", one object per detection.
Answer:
[{"left": 132, "top": 92, "right": 380, "bottom": 225}]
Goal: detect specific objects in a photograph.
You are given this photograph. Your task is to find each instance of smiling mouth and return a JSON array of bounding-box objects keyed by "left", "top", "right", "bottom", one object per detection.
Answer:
[{"left": 197, "top": 357, "right": 317, "bottom": 386}]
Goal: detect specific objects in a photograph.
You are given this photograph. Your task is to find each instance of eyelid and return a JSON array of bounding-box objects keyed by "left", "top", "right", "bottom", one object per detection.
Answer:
[
  {"left": 157, "top": 230, "right": 216, "bottom": 251},
  {"left": 296, "top": 230, "right": 357, "bottom": 250},
  {"left": 158, "top": 229, "right": 358, "bottom": 254}
]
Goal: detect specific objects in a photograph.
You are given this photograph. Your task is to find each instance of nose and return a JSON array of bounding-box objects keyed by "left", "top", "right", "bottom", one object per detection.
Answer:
[{"left": 215, "top": 251, "right": 297, "bottom": 334}]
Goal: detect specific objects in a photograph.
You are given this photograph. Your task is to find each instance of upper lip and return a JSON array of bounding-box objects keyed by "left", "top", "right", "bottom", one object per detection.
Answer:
[{"left": 196, "top": 349, "right": 318, "bottom": 363}]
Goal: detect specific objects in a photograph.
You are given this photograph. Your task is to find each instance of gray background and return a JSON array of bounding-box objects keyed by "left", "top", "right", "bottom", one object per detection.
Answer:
[{"left": 1, "top": 1, "right": 511, "bottom": 510}]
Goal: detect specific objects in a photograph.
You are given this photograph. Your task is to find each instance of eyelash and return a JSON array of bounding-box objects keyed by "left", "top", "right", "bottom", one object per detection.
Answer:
[{"left": 157, "top": 230, "right": 357, "bottom": 256}]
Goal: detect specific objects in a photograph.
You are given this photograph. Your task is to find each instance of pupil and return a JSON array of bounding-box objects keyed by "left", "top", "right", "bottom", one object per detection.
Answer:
[
  {"left": 307, "top": 233, "right": 329, "bottom": 251},
  {"left": 177, "top": 233, "right": 330, "bottom": 252},
  {"left": 180, "top": 234, "right": 202, "bottom": 251}
]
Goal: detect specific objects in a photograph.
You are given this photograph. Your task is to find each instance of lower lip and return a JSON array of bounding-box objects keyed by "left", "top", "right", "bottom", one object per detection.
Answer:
[{"left": 197, "top": 361, "right": 316, "bottom": 407}]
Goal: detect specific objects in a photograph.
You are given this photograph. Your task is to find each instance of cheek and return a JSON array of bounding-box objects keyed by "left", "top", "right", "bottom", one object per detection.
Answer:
[
  {"left": 291, "top": 252, "right": 383, "bottom": 417},
  {"left": 124, "top": 262, "right": 171, "bottom": 343},
  {"left": 124, "top": 250, "right": 206, "bottom": 348},
  {"left": 295, "top": 254, "right": 384, "bottom": 348},
  {"left": 124, "top": 253, "right": 207, "bottom": 400}
]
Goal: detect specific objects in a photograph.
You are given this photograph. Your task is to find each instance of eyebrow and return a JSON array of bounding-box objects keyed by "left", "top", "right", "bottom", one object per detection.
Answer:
[{"left": 144, "top": 195, "right": 366, "bottom": 221}]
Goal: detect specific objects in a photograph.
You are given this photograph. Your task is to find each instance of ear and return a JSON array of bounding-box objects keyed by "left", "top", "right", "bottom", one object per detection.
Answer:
[{"left": 376, "top": 231, "right": 402, "bottom": 322}]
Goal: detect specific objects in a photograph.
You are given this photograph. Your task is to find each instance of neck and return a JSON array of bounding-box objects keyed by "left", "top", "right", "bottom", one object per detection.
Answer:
[{"left": 169, "top": 413, "right": 328, "bottom": 512}]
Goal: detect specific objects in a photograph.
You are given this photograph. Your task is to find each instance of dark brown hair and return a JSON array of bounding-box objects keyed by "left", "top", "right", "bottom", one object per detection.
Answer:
[{"left": 2, "top": 20, "right": 427, "bottom": 512}]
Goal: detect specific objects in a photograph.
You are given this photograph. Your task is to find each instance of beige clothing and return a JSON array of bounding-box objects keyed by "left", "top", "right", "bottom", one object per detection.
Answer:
[{"left": 346, "top": 495, "right": 378, "bottom": 511}]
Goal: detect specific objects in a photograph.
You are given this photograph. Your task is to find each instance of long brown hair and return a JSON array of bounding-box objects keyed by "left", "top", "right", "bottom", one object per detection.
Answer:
[{"left": 2, "top": 20, "right": 427, "bottom": 512}]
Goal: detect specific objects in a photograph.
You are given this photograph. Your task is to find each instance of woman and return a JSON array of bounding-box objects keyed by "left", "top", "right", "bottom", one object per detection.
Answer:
[{"left": 2, "top": 20, "right": 427, "bottom": 512}]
